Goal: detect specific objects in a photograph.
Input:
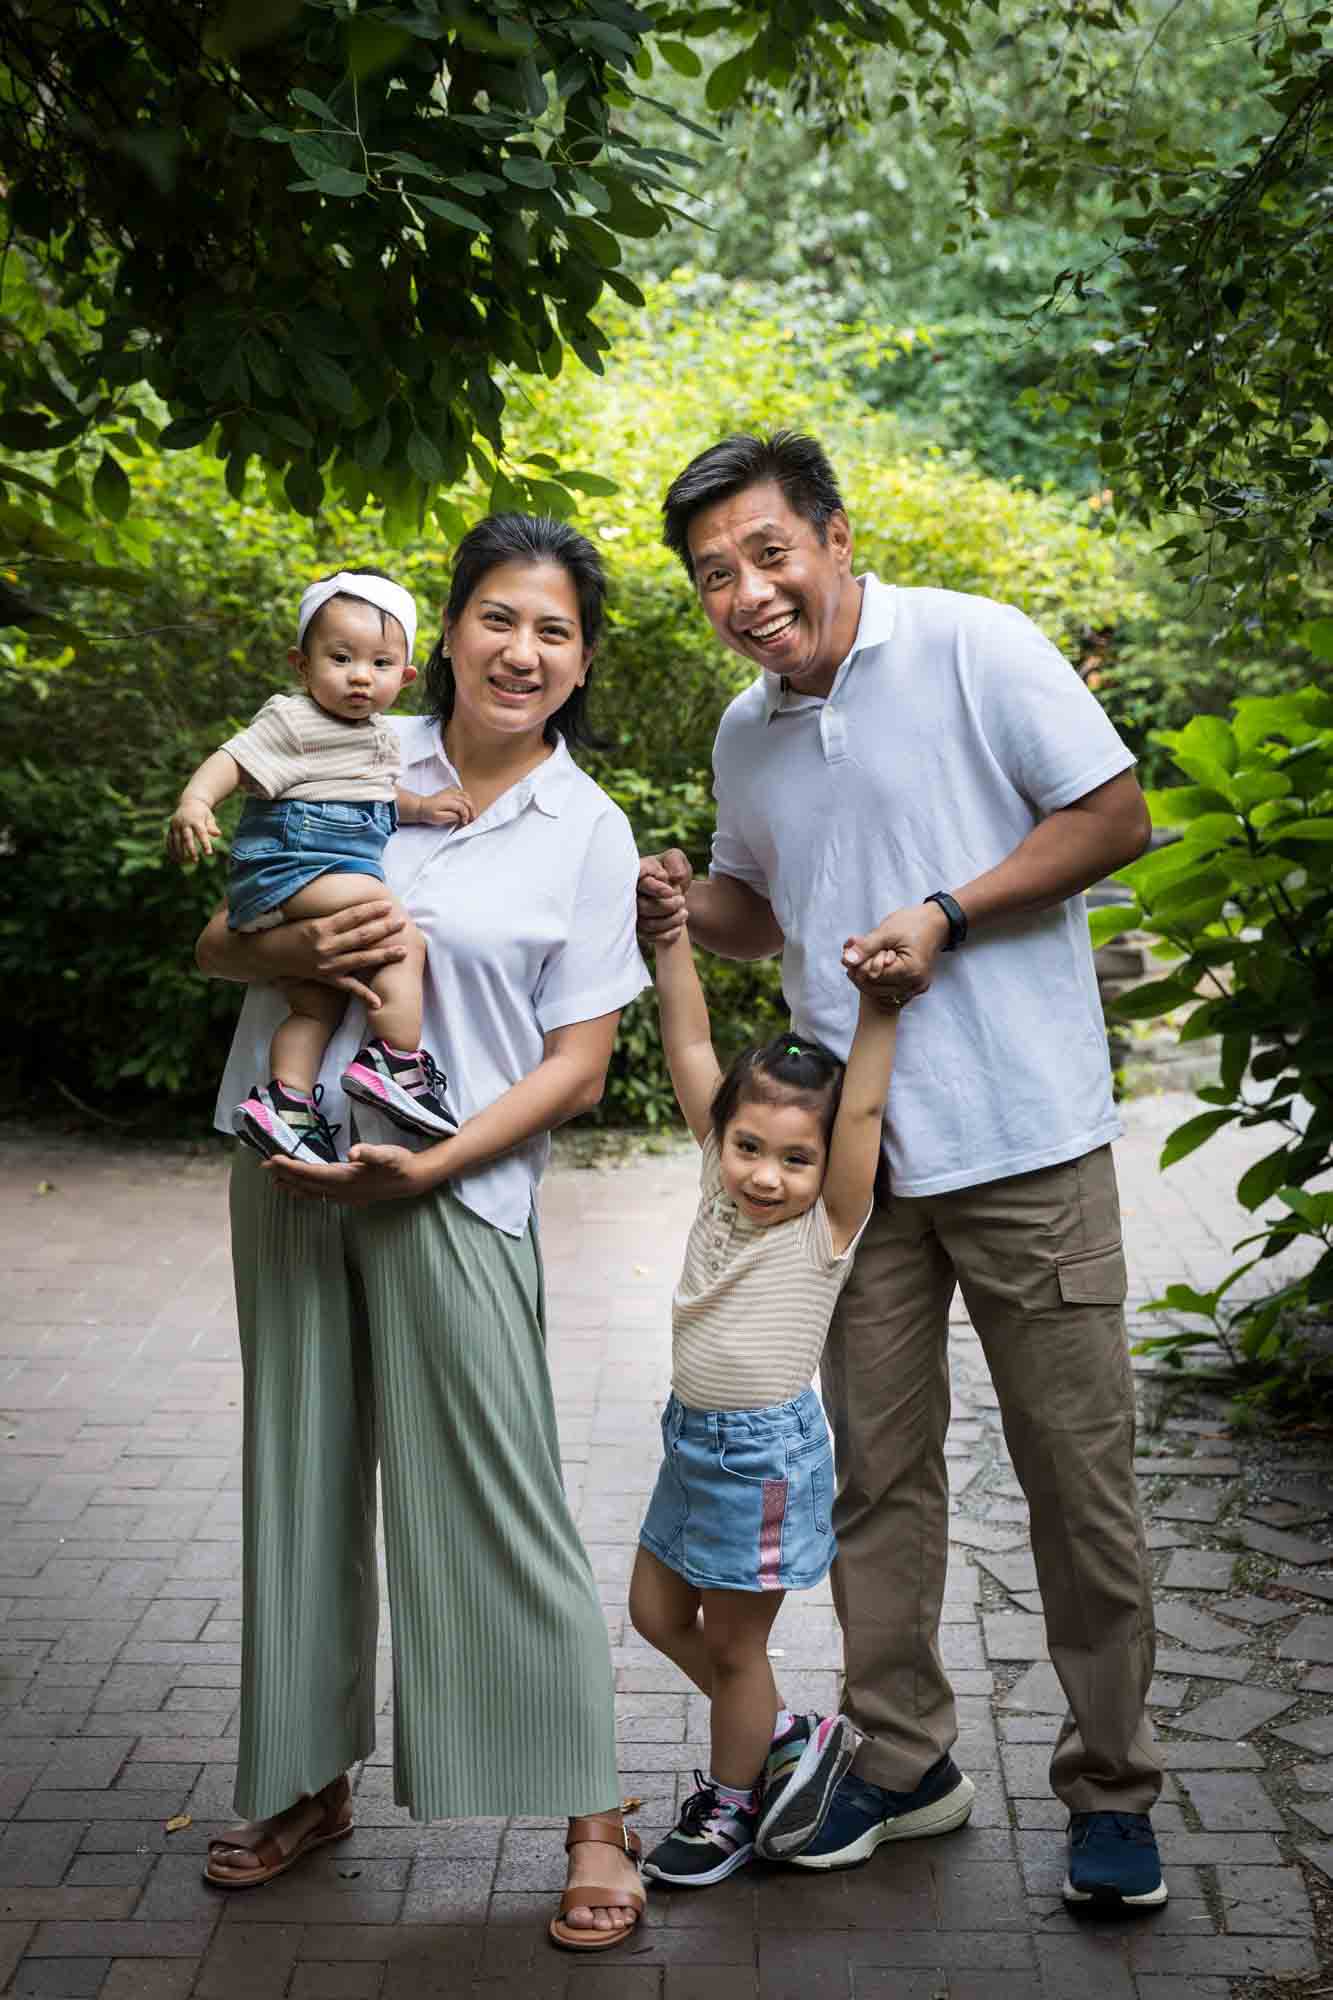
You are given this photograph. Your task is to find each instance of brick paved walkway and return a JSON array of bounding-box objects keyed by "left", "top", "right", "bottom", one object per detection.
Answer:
[{"left": 3, "top": 1100, "right": 1332, "bottom": 1999}]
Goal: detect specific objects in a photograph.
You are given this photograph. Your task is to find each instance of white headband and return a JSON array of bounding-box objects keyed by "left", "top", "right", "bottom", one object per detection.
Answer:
[{"left": 297, "top": 572, "right": 417, "bottom": 658}]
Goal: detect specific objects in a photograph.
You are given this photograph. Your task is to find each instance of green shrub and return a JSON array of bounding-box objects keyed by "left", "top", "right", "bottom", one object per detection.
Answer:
[
  {"left": 1090, "top": 552, "right": 1333, "bottom": 788},
  {"left": 1095, "top": 688, "right": 1333, "bottom": 1405},
  {"left": 2, "top": 278, "right": 1163, "bottom": 1127}
]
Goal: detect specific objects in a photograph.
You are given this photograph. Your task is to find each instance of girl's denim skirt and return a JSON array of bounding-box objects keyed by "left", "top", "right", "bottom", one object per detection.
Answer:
[
  {"left": 226, "top": 798, "right": 397, "bottom": 932},
  {"left": 639, "top": 1384, "right": 836, "bottom": 1592}
]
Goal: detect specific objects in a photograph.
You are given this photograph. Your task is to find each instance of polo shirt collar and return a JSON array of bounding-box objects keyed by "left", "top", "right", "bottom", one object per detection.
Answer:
[{"left": 762, "top": 573, "right": 897, "bottom": 721}]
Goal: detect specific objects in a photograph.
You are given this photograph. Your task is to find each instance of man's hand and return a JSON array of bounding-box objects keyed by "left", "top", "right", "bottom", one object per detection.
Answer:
[
  {"left": 416, "top": 786, "right": 475, "bottom": 828},
  {"left": 167, "top": 796, "right": 220, "bottom": 864},
  {"left": 637, "top": 849, "right": 693, "bottom": 946},
  {"left": 264, "top": 1141, "right": 439, "bottom": 1205},
  {"left": 843, "top": 902, "right": 951, "bottom": 1006}
]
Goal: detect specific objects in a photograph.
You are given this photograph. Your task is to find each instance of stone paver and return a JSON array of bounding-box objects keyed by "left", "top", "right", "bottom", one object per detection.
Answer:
[{"left": 2, "top": 1094, "right": 1332, "bottom": 1996}]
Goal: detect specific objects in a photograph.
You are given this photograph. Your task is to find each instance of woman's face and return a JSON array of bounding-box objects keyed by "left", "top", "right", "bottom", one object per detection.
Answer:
[{"left": 443, "top": 559, "right": 589, "bottom": 741}]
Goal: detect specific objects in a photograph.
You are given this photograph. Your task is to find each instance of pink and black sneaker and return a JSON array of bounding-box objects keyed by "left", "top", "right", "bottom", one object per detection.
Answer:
[
  {"left": 232, "top": 1080, "right": 341, "bottom": 1164},
  {"left": 754, "top": 1711, "right": 859, "bottom": 1860},
  {"left": 340, "top": 1038, "right": 456, "bottom": 1138}
]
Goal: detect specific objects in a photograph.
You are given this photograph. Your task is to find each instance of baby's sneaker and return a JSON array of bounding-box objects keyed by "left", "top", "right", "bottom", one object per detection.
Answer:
[
  {"left": 641, "top": 1773, "right": 758, "bottom": 1887},
  {"left": 340, "top": 1038, "right": 456, "bottom": 1138},
  {"left": 755, "top": 1711, "right": 858, "bottom": 1860},
  {"left": 233, "top": 1081, "right": 341, "bottom": 1164}
]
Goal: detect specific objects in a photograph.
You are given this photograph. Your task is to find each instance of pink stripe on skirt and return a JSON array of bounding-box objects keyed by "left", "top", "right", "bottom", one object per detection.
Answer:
[{"left": 758, "top": 1478, "right": 788, "bottom": 1590}]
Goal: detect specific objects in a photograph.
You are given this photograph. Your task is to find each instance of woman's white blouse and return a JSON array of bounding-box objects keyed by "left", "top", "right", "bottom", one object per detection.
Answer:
[{"left": 213, "top": 718, "right": 650, "bottom": 1235}]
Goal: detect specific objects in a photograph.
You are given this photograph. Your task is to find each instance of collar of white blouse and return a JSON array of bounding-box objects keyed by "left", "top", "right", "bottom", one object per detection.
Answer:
[{"left": 394, "top": 715, "right": 573, "bottom": 846}]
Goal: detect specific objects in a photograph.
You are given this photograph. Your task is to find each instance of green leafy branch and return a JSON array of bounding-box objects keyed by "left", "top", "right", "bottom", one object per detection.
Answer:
[{"left": 1093, "top": 679, "right": 1333, "bottom": 1399}]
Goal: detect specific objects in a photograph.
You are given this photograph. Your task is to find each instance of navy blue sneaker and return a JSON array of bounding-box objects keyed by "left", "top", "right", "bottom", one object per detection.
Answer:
[
  {"left": 1063, "top": 1811, "right": 1166, "bottom": 1907},
  {"left": 788, "top": 1754, "right": 975, "bottom": 1870}
]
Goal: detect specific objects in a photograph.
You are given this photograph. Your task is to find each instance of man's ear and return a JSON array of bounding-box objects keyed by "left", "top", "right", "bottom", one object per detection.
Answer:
[
  {"left": 828, "top": 509, "right": 854, "bottom": 569},
  {"left": 401, "top": 664, "right": 418, "bottom": 686}
]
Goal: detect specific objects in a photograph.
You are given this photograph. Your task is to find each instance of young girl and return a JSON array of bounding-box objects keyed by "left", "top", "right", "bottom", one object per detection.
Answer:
[
  {"left": 167, "top": 569, "right": 472, "bottom": 1163},
  {"left": 629, "top": 924, "right": 898, "bottom": 1886}
]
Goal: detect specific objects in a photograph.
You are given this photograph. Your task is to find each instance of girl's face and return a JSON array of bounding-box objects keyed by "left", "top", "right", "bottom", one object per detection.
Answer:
[
  {"left": 719, "top": 1093, "right": 829, "bottom": 1227},
  {"left": 443, "top": 559, "right": 589, "bottom": 742},
  {"left": 291, "top": 598, "right": 414, "bottom": 722}
]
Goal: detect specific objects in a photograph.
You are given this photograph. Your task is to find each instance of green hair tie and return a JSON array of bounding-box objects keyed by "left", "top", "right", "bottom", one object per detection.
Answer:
[{"left": 786, "top": 1043, "right": 802, "bottom": 1056}]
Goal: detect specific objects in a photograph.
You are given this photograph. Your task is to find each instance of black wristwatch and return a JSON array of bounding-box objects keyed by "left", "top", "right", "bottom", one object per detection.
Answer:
[{"left": 924, "top": 890, "right": 967, "bottom": 951}]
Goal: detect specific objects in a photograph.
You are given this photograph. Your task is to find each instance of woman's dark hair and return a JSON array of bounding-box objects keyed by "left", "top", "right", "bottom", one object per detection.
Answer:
[
  {"left": 303, "top": 564, "right": 404, "bottom": 648},
  {"left": 662, "top": 431, "right": 846, "bottom": 580},
  {"left": 710, "top": 1031, "right": 845, "bottom": 1150},
  {"left": 423, "top": 514, "right": 608, "bottom": 752}
]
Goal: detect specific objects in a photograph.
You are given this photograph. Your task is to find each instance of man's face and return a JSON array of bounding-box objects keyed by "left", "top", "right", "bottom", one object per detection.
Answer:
[{"left": 685, "top": 479, "right": 859, "bottom": 698}]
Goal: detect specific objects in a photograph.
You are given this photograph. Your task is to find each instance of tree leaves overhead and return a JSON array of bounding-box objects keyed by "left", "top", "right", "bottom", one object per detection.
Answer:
[
  {"left": 635, "top": 0, "right": 1333, "bottom": 612},
  {"left": 0, "top": 0, "right": 918, "bottom": 614},
  {"left": 3, "top": 0, "right": 1330, "bottom": 652},
  {"left": 0, "top": 0, "right": 963, "bottom": 656}
]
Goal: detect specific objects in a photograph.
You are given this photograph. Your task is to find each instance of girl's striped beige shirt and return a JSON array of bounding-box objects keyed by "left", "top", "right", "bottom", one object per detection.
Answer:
[{"left": 671, "top": 1132, "right": 869, "bottom": 1412}]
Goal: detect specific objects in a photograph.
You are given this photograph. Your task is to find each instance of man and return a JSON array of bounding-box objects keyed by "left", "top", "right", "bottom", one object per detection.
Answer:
[{"left": 637, "top": 430, "right": 1165, "bottom": 1908}]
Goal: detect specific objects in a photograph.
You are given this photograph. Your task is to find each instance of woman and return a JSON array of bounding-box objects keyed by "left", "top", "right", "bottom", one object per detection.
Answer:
[{"left": 195, "top": 516, "right": 648, "bottom": 1950}]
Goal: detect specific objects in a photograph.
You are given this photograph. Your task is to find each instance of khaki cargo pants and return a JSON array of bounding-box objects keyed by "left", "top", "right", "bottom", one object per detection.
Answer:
[{"left": 820, "top": 1143, "right": 1161, "bottom": 1813}]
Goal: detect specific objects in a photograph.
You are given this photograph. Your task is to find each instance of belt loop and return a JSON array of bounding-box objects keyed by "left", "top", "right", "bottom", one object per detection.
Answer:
[{"left": 707, "top": 1412, "right": 721, "bottom": 1449}]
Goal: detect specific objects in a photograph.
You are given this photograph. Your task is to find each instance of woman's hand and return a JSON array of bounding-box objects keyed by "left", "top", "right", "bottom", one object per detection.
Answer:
[
  {"left": 263, "top": 1142, "right": 446, "bottom": 1206},
  {"left": 297, "top": 903, "right": 410, "bottom": 1005},
  {"left": 197, "top": 900, "right": 408, "bottom": 1004}
]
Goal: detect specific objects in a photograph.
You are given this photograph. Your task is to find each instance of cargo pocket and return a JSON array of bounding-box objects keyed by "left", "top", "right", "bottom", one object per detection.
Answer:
[
  {"left": 1056, "top": 1244, "right": 1128, "bottom": 1307},
  {"left": 1043, "top": 1241, "right": 1132, "bottom": 1429}
]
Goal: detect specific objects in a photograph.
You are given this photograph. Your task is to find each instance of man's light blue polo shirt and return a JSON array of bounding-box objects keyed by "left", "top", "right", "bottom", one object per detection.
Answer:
[{"left": 710, "top": 575, "right": 1134, "bottom": 1197}]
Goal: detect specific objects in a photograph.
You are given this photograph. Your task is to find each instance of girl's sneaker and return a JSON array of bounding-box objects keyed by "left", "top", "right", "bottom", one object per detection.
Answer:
[
  {"left": 755, "top": 1712, "right": 858, "bottom": 1860},
  {"left": 641, "top": 1774, "right": 758, "bottom": 1887},
  {"left": 232, "top": 1081, "right": 341, "bottom": 1164},
  {"left": 340, "top": 1039, "right": 456, "bottom": 1138}
]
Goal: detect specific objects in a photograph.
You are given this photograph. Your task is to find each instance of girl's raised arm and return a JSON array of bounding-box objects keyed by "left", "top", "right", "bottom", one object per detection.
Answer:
[
  {"left": 654, "top": 929, "right": 722, "bottom": 1148},
  {"left": 822, "top": 990, "right": 898, "bottom": 1255}
]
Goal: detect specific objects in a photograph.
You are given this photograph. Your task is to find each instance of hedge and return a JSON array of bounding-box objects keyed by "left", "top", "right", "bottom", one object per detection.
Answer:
[{"left": 2, "top": 279, "right": 1169, "bottom": 1127}]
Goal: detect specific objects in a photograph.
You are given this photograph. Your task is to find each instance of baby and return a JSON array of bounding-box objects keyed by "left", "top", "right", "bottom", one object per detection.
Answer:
[{"left": 168, "top": 568, "right": 471, "bottom": 1161}]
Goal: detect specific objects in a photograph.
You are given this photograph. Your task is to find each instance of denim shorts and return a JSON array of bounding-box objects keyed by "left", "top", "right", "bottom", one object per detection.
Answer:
[
  {"left": 226, "top": 798, "right": 398, "bottom": 932},
  {"left": 638, "top": 1385, "right": 836, "bottom": 1593}
]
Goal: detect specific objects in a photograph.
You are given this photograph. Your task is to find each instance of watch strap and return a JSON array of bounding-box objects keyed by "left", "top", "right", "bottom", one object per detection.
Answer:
[{"left": 925, "top": 889, "right": 967, "bottom": 951}]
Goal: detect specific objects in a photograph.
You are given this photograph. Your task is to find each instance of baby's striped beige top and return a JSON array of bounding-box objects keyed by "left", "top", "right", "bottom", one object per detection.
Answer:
[
  {"left": 222, "top": 691, "right": 401, "bottom": 802},
  {"left": 671, "top": 1132, "right": 869, "bottom": 1411}
]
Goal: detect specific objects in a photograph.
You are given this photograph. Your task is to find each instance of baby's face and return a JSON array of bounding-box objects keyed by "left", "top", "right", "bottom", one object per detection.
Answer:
[
  {"left": 719, "top": 1096, "right": 828, "bottom": 1228},
  {"left": 294, "top": 598, "right": 414, "bottom": 722}
]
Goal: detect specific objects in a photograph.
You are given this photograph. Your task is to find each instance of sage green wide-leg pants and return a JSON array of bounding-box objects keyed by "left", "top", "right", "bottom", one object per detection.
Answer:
[{"left": 228, "top": 1151, "right": 620, "bottom": 1822}]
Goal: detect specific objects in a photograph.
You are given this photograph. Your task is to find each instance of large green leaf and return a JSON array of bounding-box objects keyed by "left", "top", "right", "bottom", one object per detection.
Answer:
[
  {"left": 705, "top": 47, "right": 753, "bottom": 110},
  {"left": 1088, "top": 902, "right": 1140, "bottom": 947},
  {"left": 1160, "top": 1108, "right": 1239, "bottom": 1168},
  {"left": 1176, "top": 713, "right": 1238, "bottom": 774},
  {"left": 1309, "top": 1250, "right": 1333, "bottom": 1307},
  {"left": 1277, "top": 1187, "right": 1333, "bottom": 1229},
  {"left": 91, "top": 453, "right": 130, "bottom": 524},
  {"left": 1236, "top": 1144, "right": 1297, "bottom": 1211},
  {"left": 1110, "top": 975, "right": 1200, "bottom": 1019},
  {"left": 1270, "top": 818, "right": 1333, "bottom": 842},
  {"left": 1144, "top": 785, "right": 1234, "bottom": 826}
]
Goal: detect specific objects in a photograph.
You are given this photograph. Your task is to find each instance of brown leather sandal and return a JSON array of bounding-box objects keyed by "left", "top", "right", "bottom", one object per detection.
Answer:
[
  {"left": 548, "top": 1812, "right": 646, "bottom": 1952},
  {"left": 203, "top": 1774, "right": 353, "bottom": 1888}
]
